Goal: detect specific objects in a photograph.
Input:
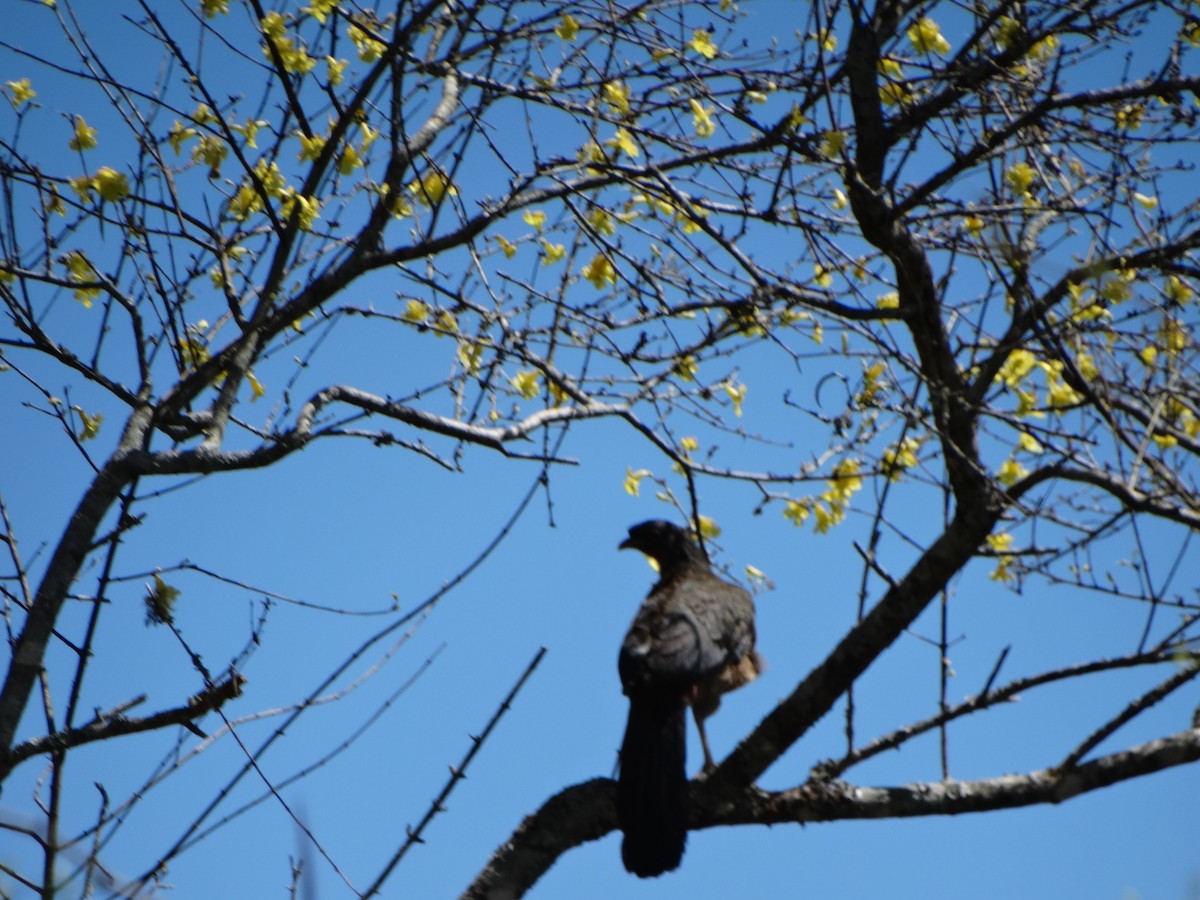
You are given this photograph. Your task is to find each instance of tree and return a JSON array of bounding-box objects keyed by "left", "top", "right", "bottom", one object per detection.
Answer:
[{"left": 1, "top": 0, "right": 1198, "bottom": 896}]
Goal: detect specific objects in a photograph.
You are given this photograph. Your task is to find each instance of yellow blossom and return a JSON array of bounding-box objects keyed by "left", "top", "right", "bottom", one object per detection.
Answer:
[
  {"left": 193, "top": 135, "right": 228, "bottom": 175},
  {"left": 1015, "top": 387, "right": 1043, "bottom": 419},
  {"left": 1005, "top": 161, "right": 1036, "bottom": 195},
  {"left": 407, "top": 169, "right": 456, "bottom": 206},
  {"left": 877, "top": 60, "right": 912, "bottom": 106},
  {"left": 605, "top": 127, "right": 639, "bottom": 158},
  {"left": 812, "top": 500, "right": 841, "bottom": 534},
  {"left": 745, "top": 565, "right": 770, "bottom": 590},
  {"left": 856, "top": 361, "right": 888, "bottom": 406},
  {"left": 232, "top": 118, "right": 269, "bottom": 149},
  {"left": 831, "top": 188, "right": 848, "bottom": 210},
  {"left": 510, "top": 370, "right": 540, "bottom": 400},
  {"left": 68, "top": 174, "right": 94, "bottom": 202},
  {"left": 881, "top": 437, "right": 920, "bottom": 481},
  {"left": 1165, "top": 275, "right": 1194, "bottom": 305},
  {"left": 73, "top": 407, "right": 103, "bottom": 440},
  {"left": 5, "top": 78, "right": 36, "bottom": 108},
  {"left": 908, "top": 17, "right": 951, "bottom": 55},
  {"left": 1160, "top": 318, "right": 1188, "bottom": 354},
  {"left": 582, "top": 254, "right": 617, "bottom": 289},
  {"left": 997, "top": 348, "right": 1037, "bottom": 387},
  {"left": 167, "top": 121, "right": 197, "bottom": 155},
  {"left": 723, "top": 382, "right": 747, "bottom": 417},
  {"left": 688, "top": 29, "right": 718, "bottom": 59},
  {"left": 337, "top": 144, "right": 363, "bottom": 175},
  {"left": 247, "top": 371, "right": 266, "bottom": 400},
  {"left": 1098, "top": 272, "right": 1133, "bottom": 303},
  {"left": 456, "top": 339, "right": 484, "bottom": 374},
  {"left": 674, "top": 355, "right": 698, "bottom": 382},
  {"left": 963, "top": 215, "right": 985, "bottom": 235},
  {"left": 522, "top": 209, "right": 546, "bottom": 231},
  {"left": 191, "top": 103, "right": 216, "bottom": 126},
  {"left": 1018, "top": 432, "right": 1043, "bottom": 454},
  {"left": 1114, "top": 103, "right": 1144, "bottom": 130},
  {"left": 997, "top": 457, "right": 1028, "bottom": 486},
  {"left": 783, "top": 498, "right": 811, "bottom": 526},
  {"left": 876, "top": 291, "right": 900, "bottom": 310},
  {"left": 879, "top": 80, "right": 912, "bottom": 106},
  {"left": 325, "top": 55, "right": 349, "bottom": 85},
  {"left": 68, "top": 116, "right": 98, "bottom": 152},
  {"left": 1075, "top": 351, "right": 1099, "bottom": 380},
  {"left": 221, "top": 177, "right": 262, "bottom": 224},
  {"left": 995, "top": 17, "right": 1021, "bottom": 50},
  {"left": 279, "top": 189, "right": 320, "bottom": 231},
  {"left": 826, "top": 458, "right": 863, "bottom": 505},
  {"left": 548, "top": 381, "right": 570, "bottom": 406},
  {"left": 689, "top": 99, "right": 716, "bottom": 137},
  {"left": 555, "top": 13, "right": 580, "bottom": 41},
  {"left": 1046, "top": 376, "right": 1082, "bottom": 408},
  {"left": 587, "top": 207, "right": 616, "bottom": 236},
  {"left": 540, "top": 240, "right": 566, "bottom": 265},
  {"left": 303, "top": 0, "right": 337, "bottom": 23},
  {"left": 202, "top": 0, "right": 229, "bottom": 17},
  {"left": 1133, "top": 192, "right": 1158, "bottom": 210},
  {"left": 680, "top": 435, "right": 699, "bottom": 455},
  {"left": 813, "top": 263, "right": 833, "bottom": 288},
  {"left": 1028, "top": 33, "right": 1059, "bottom": 61},
  {"left": 402, "top": 299, "right": 430, "bottom": 323},
  {"left": 348, "top": 21, "right": 387, "bottom": 62},
  {"left": 93, "top": 167, "right": 129, "bottom": 201},
  {"left": 297, "top": 132, "right": 326, "bottom": 162},
  {"left": 694, "top": 515, "right": 721, "bottom": 539},
  {"left": 820, "top": 130, "right": 847, "bottom": 159},
  {"left": 252, "top": 159, "right": 285, "bottom": 198},
  {"left": 63, "top": 250, "right": 100, "bottom": 307},
  {"left": 603, "top": 81, "right": 631, "bottom": 116},
  {"left": 989, "top": 532, "right": 1013, "bottom": 551},
  {"left": 624, "top": 468, "right": 652, "bottom": 496},
  {"left": 494, "top": 235, "right": 517, "bottom": 258},
  {"left": 987, "top": 531, "right": 1016, "bottom": 582}
]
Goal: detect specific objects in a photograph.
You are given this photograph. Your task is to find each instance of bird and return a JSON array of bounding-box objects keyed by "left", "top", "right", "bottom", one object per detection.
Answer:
[{"left": 615, "top": 519, "right": 762, "bottom": 878}]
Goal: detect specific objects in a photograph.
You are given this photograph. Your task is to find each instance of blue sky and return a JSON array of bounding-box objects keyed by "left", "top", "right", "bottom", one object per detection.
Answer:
[{"left": 2, "top": 1, "right": 1199, "bottom": 898}]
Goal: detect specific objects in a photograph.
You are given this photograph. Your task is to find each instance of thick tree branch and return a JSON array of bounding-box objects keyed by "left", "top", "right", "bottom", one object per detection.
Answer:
[
  {"left": 710, "top": 728, "right": 1200, "bottom": 826},
  {"left": 464, "top": 728, "right": 1200, "bottom": 898},
  {"left": 711, "top": 503, "right": 1000, "bottom": 793}
]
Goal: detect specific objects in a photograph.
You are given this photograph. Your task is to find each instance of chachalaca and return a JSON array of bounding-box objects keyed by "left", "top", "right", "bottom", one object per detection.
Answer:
[{"left": 615, "top": 519, "right": 761, "bottom": 878}]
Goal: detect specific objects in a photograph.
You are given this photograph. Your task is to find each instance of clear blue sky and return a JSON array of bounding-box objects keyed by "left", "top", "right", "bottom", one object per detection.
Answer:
[{"left": 2, "top": 2, "right": 1198, "bottom": 899}]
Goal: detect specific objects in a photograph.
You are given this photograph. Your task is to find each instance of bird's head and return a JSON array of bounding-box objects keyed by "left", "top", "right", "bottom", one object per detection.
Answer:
[{"left": 619, "top": 520, "right": 707, "bottom": 572}]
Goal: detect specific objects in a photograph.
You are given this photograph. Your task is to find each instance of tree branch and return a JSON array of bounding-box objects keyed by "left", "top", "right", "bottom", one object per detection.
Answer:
[
  {"left": 464, "top": 728, "right": 1200, "bottom": 898},
  {"left": 1, "top": 675, "right": 245, "bottom": 780},
  {"left": 711, "top": 728, "right": 1200, "bottom": 825}
]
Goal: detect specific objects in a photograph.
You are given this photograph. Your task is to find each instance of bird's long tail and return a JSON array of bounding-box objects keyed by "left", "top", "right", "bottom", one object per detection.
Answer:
[{"left": 617, "top": 691, "right": 687, "bottom": 878}]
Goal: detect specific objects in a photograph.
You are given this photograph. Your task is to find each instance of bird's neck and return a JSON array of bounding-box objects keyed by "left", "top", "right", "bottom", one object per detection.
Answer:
[{"left": 655, "top": 550, "right": 709, "bottom": 584}]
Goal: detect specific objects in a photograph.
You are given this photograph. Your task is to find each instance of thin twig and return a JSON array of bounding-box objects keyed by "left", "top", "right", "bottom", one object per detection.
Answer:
[{"left": 363, "top": 646, "right": 548, "bottom": 898}]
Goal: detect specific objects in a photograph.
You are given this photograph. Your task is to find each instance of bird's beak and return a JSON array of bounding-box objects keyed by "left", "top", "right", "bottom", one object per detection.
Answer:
[{"left": 618, "top": 537, "right": 634, "bottom": 551}]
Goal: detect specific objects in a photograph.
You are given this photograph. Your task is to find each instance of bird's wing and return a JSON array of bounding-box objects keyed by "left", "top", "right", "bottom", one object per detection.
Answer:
[{"left": 620, "top": 573, "right": 753, "bottom": 690}]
